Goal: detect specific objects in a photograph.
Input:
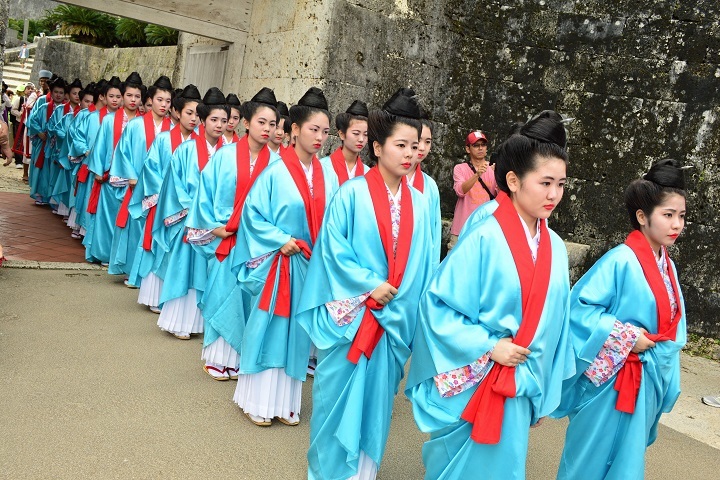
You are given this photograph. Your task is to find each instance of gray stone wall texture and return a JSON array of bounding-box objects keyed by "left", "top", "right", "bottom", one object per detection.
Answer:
[
  {"left": 10, "top": 0, "right": 58, "bottom": 20},
  {"left": 322, "top": 0, "right": 720, "bottom": 336},
  {"left": 31, "top": 37, "right": 177, "bottom": 89}
]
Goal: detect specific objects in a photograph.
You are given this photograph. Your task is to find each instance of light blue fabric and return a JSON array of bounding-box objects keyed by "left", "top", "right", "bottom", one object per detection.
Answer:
[
  {"left": 83, "top": 112, "right": 124, "bottom": 263},
  {"left": 68, "top": 109, "right": 104, "bottom": 230},
  {"left": 107, "top": 117, "right": 153, "bottom": 276},
  {"left": 318, "top": 154, "right": 369, "bottom": 180},
  {"left": 458, "top": 197, "right": 500, "bottom": 239},
  {"left": 412, "top": 171, "right": 442, "bottom": 270},
  {"left": 26, "top": 101, "right": 56, "bottom": 202},
  {"left": 186, "top": 142, "right": 280, "bottom": 350},
  {"left": 232, "top": 159, "right": 339, "bottom": 381},
  {"left": 127, "top": 130, "right": 182, "bottom": 286},
  {"left": 47, "top": 106, "right": 79, "bottom": 208},
  {"left": 551, "top": 244, "right": 687, "bottom": 480},
  {"left": 153, "top": 138, "right": 211, "bottom": 305},
  {"left": 406, "top": 210, "right": 574, "bottom": 480},
  {"left": 296, "top": 176, "right": 434, "bottom": 480}
]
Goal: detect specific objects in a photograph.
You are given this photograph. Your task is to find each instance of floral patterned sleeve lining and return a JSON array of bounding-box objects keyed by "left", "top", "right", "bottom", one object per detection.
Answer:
[
  {"left": 245, "top": 251, "right": 274, "bottom": 269},
  {"left": 163, "top": 209, "right": 188, "bottom": 227},
  {"left": 434, "top": 351, "right": 494, "bottom": 398},
  {"left": 185, "top": 227, "right": 215, "bottom": 245},
  {"left": 584, "top": 320, "right": 640, "bottom": 387},
  {"left": 141, "top": 193, "right": 159, "bottom": 212},
  {"left": 325, "top": 292, "right": 372, "bottom": 327}
]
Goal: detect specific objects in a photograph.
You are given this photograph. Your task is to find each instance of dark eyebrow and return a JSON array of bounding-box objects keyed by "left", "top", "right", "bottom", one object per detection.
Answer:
[{"left": 541, "top": 176, "right": 567, "bottom": 181}]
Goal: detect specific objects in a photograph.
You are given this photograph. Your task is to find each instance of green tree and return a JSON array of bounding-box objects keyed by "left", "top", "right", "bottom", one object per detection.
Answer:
[
  {"left": 9, "top": 18, "right": 57, "bottom": 39},
  {"left": 44, "top": 5, "right": 117, "bottom": 47},
  {"left": 144, "top": 25, "right": 178, "bottom": 46},
  {"left": 115, "top": 18, "right": 148, "bottom": 46}
]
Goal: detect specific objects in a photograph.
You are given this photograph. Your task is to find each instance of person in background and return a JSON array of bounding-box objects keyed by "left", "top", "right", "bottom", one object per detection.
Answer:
[
  {"left": 19, "top": 43, "right": 30, "bottom": 69},
  {"left": 448, "top": 130, "right": 497, "bottom": 250}
]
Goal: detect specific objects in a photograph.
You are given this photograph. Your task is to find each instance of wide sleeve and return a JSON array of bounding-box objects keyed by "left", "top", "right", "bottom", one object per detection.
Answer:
[
  {"left": 427, "top": 176, "right": 442, "bottom": 270},
  {"left": 111, "top": 121, "right": 145, "bottom": 180},
  {"left": 453, "top": 163, "right": 472, "bottom": 197},
  {"left": 87, "top": 119, "right": 111, "bottom": 175},
  {"left": 26, "top": 104, "right": 45, "bottom": 136}
]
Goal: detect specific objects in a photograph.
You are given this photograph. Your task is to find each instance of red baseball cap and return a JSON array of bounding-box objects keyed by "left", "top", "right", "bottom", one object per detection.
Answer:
[{"left": 466, "top": 130, "right": 488, "bottom": 146}]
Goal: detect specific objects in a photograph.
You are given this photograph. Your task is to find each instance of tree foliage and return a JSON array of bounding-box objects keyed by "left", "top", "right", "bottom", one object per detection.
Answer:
[
  {"left": 115, "top": 18, "right": 148, "bottom": 47},
  {"left": 144, "top": 25, "right": 179, "bottom": 46},
  {"left": 9, "top": 18, "right": 57, "bottom": 39},
  {"left": 45, "top": 5, "right": 118, "bottom": 47}
]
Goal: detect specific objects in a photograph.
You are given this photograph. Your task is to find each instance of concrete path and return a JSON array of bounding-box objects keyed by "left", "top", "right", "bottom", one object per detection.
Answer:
[{"left": 1, "top": 267, "right": 719, "bottom": 479}]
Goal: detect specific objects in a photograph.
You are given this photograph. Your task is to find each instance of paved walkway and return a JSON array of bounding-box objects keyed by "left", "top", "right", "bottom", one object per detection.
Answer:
[{"left": 0, "top": 191, "right": 87, "bottom": 262}]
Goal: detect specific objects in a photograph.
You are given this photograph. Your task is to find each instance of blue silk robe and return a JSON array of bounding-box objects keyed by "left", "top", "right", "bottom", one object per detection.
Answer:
[
  {"left": 296, "top": 177, "right": 434, "bottom": 480},
  {"left": 26, "top": 101, "right": 57, "bottom": 202},
  {"left": 186, "top": 143, "right": 280, "bottom": 352},
  {"left": 153, "top": 139, "right": 212, "bottom": 305},
  {"left": 127, "top": 131, "right": 186, "bottom": 286},
  {"left": 68, "top": 108, "right": 104, "bottom": 230},
  {"left": 108, "top": 117, "right": 156, "bottom": 276},
  {"left": 232, "top": 159, "right": 339, "bottom": 381},
  {"left": 406, "top": 209, "right": 574, "bottom": 480},
  {"left": 412, "top": 171, "right": 442, "bottom": 270},
  {"left": 47, "top": 106, "right": 78, "bottom": 208},
  {"left": 551, "top": 244, "right": 687, "bottom": 480}
]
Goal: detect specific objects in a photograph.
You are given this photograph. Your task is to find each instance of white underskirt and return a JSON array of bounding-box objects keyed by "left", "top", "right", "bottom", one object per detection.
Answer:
[
  {"left": 233, "top": 367, "right": 302, "bottom": 421},
  {"left": 79, "top": 226, "right": 87, "bottom": 236},
  {"left": 56, "top": 202, "right": 70, "bottom": 216},
  {"left": 67, "top": 208, "right": 78, "bottom": 228},
  {"left": 348, "top": 451, "right": 378, "bottom": 480},
  {"left": 138, "top": 272, "right": 163, "bottom": 307},
  {"left": 202, "top": 336, "right": 239, "bottom": 368},
  {"left": 157, "top": 288, "right": 204, "bottom": 336}
]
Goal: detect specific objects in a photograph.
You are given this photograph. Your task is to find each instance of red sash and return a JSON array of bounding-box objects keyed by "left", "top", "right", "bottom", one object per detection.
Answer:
[
  {"left": 257, "top": 150, "right": 326, "bottom": 317},
  {"left": 142, "top": 126, "right": 187, "bottom": 250},
  {"left": 411, "top": 164, "right": 425, "bottom": 193},
  {"left": 347, "top": 167, "right": 414, "bottom": 363},
  {"left": 460, "top": 194, "right": 553, "bottom": 444},
  {"left": 88, "top": 104, "right": 97, "bottom": 113},
  {"left": 87, "top": 111, "right": 125, "bottom": 214},
  {"left": 215, "top": 135, "right": 272, "bottom": 261},
  {"left": 614, "top": 230, "right": 682, "bottom": 414},
  {"left": 34, "top": 100, "right": 56, "bottom": 169},
  {"left": 12, "top": 106, "right": 31, "bottom": 157},
  {"left": 329, "top": 147, "right": 364, "bottom": 185},
  {"left": 98, "top": 106, "right": 109, "bottom": 123},
  {"left": 225, "top": 132, "right": 240, "bottom": 144}
]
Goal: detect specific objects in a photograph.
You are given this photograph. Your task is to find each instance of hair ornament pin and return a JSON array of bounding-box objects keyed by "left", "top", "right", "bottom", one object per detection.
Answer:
[
  {"left": 680, "top": 165, "right": 693, "bottom": 170},
  {"left": 560, "top": 117, "right": 575, "bottom": 124}
]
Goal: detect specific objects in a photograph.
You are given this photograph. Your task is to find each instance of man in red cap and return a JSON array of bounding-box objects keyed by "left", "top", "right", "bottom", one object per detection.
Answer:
[{"left": 448, "top": 130, "right": 498, "bottom": 249}]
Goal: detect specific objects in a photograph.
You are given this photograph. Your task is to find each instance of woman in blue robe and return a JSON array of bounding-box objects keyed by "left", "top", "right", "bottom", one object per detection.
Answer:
[
  {"left": 26, "top": 78, "right": 66, "bottom": 205},
  {"left": 153, "top": 87, "right": 228, "bottom": 340},
  {"left": 127, "top": 84, "right": 201, "bottom": 312},
  {"left": 108, "top": 76, "right": 173, "bottom": 279},
  {"left": 406, "top": 111, "right": 575, "bottom": 480},
  {"left": 68, "top": 78, "right": 122, "bottom": 235},
  {"left": 231, "top": 87, "right": 339, "bottom": 427},
  {"left": 185, "top": 87, "right": 280, "bottom": 380},
  {"left": 552, "top": 159, "right": 688, "bottom": 480},
  {"left": 320, "top": 100, "right": 369, "bottom": 185},
  {"left": 408, "top": 117, "right": 442, "bottom": 270},
  {"left": 296, "top": 88, "right": 434, "bottom": 480},
  {"left": 83, "top": 73, "right": 143, "bottom": 264}
]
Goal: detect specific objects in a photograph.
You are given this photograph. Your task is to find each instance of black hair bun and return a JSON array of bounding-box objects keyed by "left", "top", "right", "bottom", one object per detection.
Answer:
[
  {"left": 107, "top": 76, "right": 122, "bottom": 88},
  {"left": 346, "top": 100, "right": 369, "bottom": 117},
  {"left": 124, "top": 71, "right": 143, "bottom": 86},
  {"left": 68, "top": 78, "right": 83, "bottom": 90},
  {"left": 298, "top": 87, "right": 328, "bottom": 110},
  {"left": 276, "top": 101, "right": 289, "bottom": 117},
  {"left": 382, "top": 88, "right": 421, "bottom": 119},
  {"left": 250, "top": 87, "right": 277, "bottom": 107},
  {"left": 202, "top": 87, "right": 226, "bottom": 106},
  {"left": 520, "top": 110, "right": 567, "bottom": 149},
  {"left": 181, "top": 84, "right": 201, "bottom": 101},
  {"left": 51, "top": 77, "right": 67, "bottom": 90},
  {"left": 644, "top": 159, "right": 686, "bottom": 190},
  {"left": 152, "top": 75, "right": 173, "bottom": 90},
  {"left": 226, "top": 93, "right": 242, "bottom": 106}
]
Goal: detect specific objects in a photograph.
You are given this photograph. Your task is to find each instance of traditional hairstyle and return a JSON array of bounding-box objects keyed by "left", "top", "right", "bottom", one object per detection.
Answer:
[
  {"left": 139, "top": 85, "right": 148, "bottom": 104},
  {"left": 49, "top": 76, "right": 67, "bottom": 92},
  {"left": 335, "top": 100, "right": 369, "bottom": 133},
  {"left": 276, "top": 101, "right": 291, "bottom": 135},
  {"left": 625, "top": 159, "right": 687, "bottom": 230},
  {"left": 367, "top": 88, "right": 422, "bottom": 164},
  {"left": 197, "top": 87, "right": 230, "bottom": 121},
  {"left": 147, "top": 75, "right": 173, "bottom": 99},
  {"left": 493, "top": 110, "right": 569, "bottom": 195},
  {"left": 289, "top": 87, "right": 330, "bottom": 128},
  {"left": 121, "top": 72, "right": 143, "bottom": 94},
  {"left": 79, "top": 82, "right": 96, "bottom": 102},
  {"left": 172, "top": 84, "right": 202, "bottom": 111},
  {"left": 103, "top": 76, "right": 122, "bottom": 96},
  {"left": 240, "top": 87, "right": 279, "bottom": 122},
  {"left": 66, "top": 78, "right": 83, "bottom": 94}
]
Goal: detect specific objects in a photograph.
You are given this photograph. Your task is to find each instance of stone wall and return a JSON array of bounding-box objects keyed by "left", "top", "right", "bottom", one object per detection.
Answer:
[
  {"left": 321, "top": 0, "right": 720, "bottom": 336},
  {"left": 31, "top": 37, "right": 177, "bottom": 88},
  {"left": 10, "top": 0, "right": 58, "bottom": 20}
]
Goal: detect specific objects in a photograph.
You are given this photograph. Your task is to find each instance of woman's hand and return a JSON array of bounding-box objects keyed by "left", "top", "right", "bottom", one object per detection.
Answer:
[
  {"left": 531, "top": 417, "right": 546, "bottom": 429},
  {"left": 280, "top": 238, "right": 301, "bottom": 256},
  {"left": 370, "top": 282, "right": 398, "bottom": 306},
  {"left": 632, "top": 329, "right": 656, "bottom": 353},
  {"left": 94, "top": 174, "right": 103, "bottom": 182},
  {"left": 490, "top": 337, "right": 531, "bottom": 367},
  {"left": 129, "top": 179, "right": 137, "bottom": 186},
  {"left": 212, "top": 226, "right": 232, "bottom": 239}
]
